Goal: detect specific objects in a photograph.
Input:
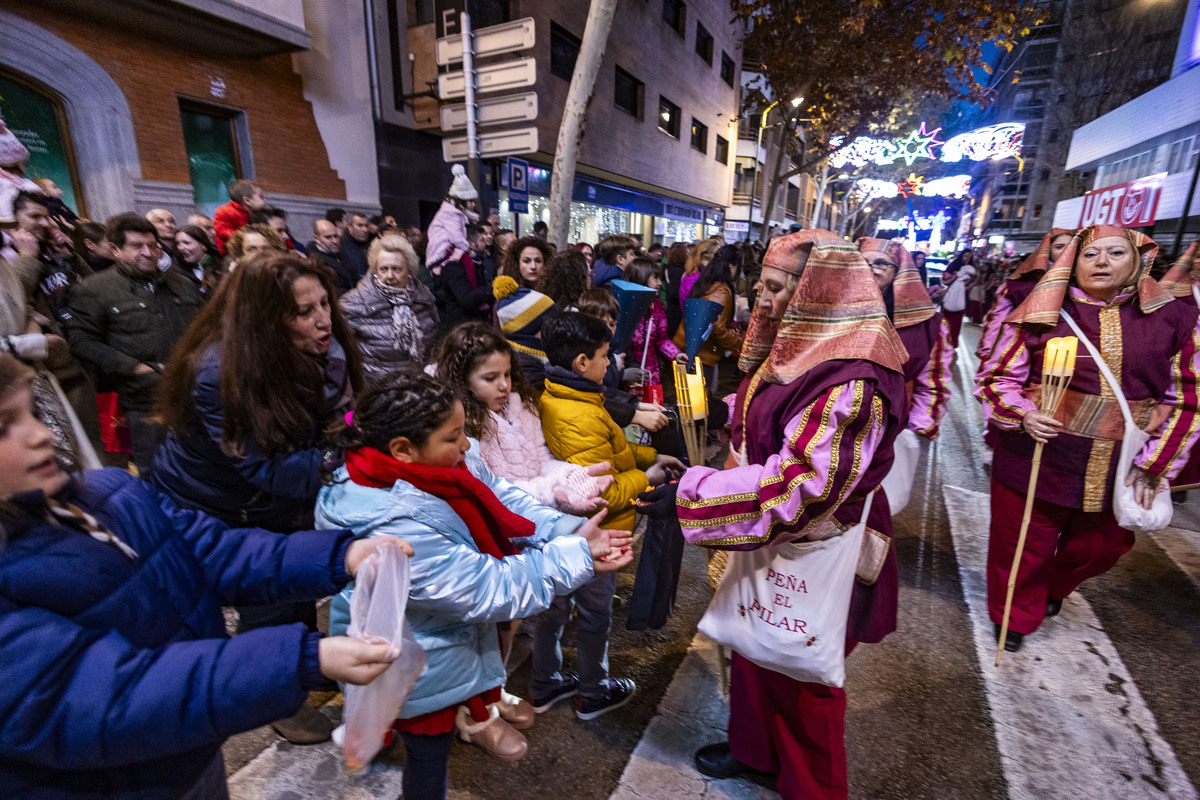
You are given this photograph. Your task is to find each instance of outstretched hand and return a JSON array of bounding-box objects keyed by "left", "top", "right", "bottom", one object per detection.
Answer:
[{"left": 345, "top": 536, "right": 414, "bottom": 579}]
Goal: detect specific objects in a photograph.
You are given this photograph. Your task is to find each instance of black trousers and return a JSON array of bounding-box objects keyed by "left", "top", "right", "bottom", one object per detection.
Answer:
[{"left": 401, "top": 730, "right": 455, "bottom": 800}]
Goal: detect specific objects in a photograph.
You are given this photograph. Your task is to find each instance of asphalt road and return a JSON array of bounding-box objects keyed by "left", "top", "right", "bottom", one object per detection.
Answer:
[{"left": 224, "top": 325, "right": 1200, "bottom": 799}]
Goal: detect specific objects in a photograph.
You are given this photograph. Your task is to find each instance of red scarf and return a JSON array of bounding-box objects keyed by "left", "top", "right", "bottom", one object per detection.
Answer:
[{"left": 344, "top": 447, "right": 532, "bottom": 559}]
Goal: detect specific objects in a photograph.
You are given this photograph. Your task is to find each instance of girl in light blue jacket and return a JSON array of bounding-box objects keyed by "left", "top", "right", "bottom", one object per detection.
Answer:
[{"left": 316, "top": 373, "right": 632, "bottom": 800}]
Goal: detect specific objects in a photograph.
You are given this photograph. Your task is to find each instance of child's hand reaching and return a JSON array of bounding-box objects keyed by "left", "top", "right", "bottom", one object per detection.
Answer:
[
  {"left": 577, "top": 508, "right": 635, "bottom": 572},
  {"left": 552, "top": 462, "right": 615, "bottom": 514},
  {"left": 345, "top": 536, "right": 415, "bottom": 578}
]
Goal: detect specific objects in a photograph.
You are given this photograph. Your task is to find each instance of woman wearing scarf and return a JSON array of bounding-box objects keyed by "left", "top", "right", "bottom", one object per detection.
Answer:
[
  {"left": 977, "top": 226, "right": 1200, "bottom": 651},
  {"left": 151, "top": 251, "right": 363, "bottom": 744},
  {"left": 677, "top": 230, "right": 909, "bottom": 800},
  {"left": 940, "top": 249, "right": 976, "bottom": 348},
  {"left": 341, "top": 234, "right": 439, "bottom": 378},
  {"left": 858, "top": 238, "right": 952, "bottom": 439}
]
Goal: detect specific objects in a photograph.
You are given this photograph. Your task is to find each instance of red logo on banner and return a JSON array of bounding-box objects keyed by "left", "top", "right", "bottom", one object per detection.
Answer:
[{"left": 1074, "top": 173, "right": 1166, "bottom": 228}]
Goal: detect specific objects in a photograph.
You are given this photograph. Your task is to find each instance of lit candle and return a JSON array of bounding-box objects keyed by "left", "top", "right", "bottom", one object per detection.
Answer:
[
  {"left": 1063, "top": 337, "right": 1077, "bottom": 373},
  {"left": 686, "top": 359, "right": 708, "bottom": 420}
]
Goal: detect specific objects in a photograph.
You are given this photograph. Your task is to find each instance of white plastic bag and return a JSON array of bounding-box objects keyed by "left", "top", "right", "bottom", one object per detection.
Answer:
[
  {"left": 697, "top": 492, "right": 873, "bottom": 687},
  {"left": 343, "top": 544, "right": 427, "bottom": 772},
  {"left": 880, "top": 429, "right": 920, "bottom": 514}
]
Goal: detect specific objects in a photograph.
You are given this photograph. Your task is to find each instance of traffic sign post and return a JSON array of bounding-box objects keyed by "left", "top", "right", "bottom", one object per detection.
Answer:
[
  {"left": 508, "top": 157, "right": 529, "bottom": 213},
  {"left": 436, "top": 15, "right": 539, "bottom": 173}
]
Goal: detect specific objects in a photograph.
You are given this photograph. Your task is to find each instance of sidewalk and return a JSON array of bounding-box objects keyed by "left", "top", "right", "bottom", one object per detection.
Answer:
[{"left": 609, "top": 633, "right": 776, "bottom": 800}]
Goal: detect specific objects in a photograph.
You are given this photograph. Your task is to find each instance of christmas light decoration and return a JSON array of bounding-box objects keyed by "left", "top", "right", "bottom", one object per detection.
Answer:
[
  {"left": 893, "top": 123, "right": 943, "bottom": 166},
  {"left": 829, "top": 122, "right": 1024, "bottom": 170},
  {"left": 829, "top": 135, "right": 897, "bottom": 169},
  {"left": 917, "top": 174, "right": 972, "bottom": 199},
  {"left": 940, "top": 123, "right": 1025, "bottom": 162},
  {"left": 897, "top": 174, "right": 926, "bottom": 198},
  {"left": 853, "top": 179, "right": 900, "bottom": 200}
]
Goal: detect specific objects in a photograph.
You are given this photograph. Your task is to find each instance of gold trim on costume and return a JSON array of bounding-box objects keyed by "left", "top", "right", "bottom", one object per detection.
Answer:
[{"left": 1082, "top": 304, "right": 1123, "bottom": 511}]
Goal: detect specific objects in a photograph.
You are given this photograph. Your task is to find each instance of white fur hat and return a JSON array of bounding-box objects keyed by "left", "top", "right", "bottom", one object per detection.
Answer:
[{"left": 448, "top": 163, "right": 478, "bottom": 201}]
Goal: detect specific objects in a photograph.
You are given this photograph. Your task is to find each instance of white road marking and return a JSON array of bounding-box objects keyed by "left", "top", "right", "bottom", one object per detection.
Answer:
[{"left": 943, "top": 484, "right": 1197, "bottom": 800}]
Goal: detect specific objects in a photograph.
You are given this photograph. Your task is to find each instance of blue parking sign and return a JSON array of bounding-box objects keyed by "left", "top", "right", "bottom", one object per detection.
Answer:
[{"left": 508, "top": 157, "right": 529, "bottom": 213}]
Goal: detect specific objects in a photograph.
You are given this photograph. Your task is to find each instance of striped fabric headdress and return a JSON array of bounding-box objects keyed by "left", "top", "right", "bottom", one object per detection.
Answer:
[
  {"left": 1158, "top": 240, "right": 1198, "bottom": 298},
  {"left": 1006, "top": 225, "right": 1169, "bottom": 326},
  {"left": 741, "top": 230, "right": 908, "bottom": 385},
  {"left": 1010, "top": 228, "right": 1074, "bottom": 281},
  {"left": 857, "top": 237, "right": 935, "bottom": 328}
]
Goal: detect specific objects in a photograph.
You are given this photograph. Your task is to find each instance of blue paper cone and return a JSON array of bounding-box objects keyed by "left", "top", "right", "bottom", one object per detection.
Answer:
[
  {"left": 610, "top": 279, "right": 659, "bottom": 353},
  {"left": 683, "top": 298, "right": 723, "bottom": 367}
]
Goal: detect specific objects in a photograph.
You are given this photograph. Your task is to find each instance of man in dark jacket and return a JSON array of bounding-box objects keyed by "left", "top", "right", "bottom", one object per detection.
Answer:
[
  {"left": 339, "top": 211, "right": 372, "bottom": 279},
  {"left": 311, "top": 219, "right": 358, "bottom": 295},
  {"left": 434, "top": 223, "right": 496, "bottom": 335},
  {"left": 66, "top": 214, "right": 202, "bottom": 478}
]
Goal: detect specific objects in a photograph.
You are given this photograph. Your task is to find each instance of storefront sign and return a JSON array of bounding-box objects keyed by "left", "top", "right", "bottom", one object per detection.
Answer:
[
  {"left": 724, "top": 221, "right": 750, "bottom": 233},
  {"left": 661, "top": 201, "right": 705, "bottom": 224},
  {"left": 1072, "top": 173, "right": 1166, "bottom": 228}
]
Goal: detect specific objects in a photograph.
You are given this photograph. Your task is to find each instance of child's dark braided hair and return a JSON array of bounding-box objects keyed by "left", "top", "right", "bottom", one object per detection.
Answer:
[
  {"left": 327, "top": 371, "right": 459, "bottom": 482},
  {"left": 436, "top": 322, "right": 539, "bottom": 439}
]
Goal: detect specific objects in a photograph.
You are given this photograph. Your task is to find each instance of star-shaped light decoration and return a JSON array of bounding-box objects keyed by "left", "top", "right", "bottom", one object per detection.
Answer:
[
  {"left": 897, "top": 173, "right": 926, "bottom": 198},
  {"left": 893, "top": 122, "right": 943, "bottom": 166}
]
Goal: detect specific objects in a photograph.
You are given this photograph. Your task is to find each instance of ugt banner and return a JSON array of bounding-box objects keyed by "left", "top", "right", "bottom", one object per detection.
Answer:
[{"left": 1071, "top": 173, "right": 1166, "bottom": 228}]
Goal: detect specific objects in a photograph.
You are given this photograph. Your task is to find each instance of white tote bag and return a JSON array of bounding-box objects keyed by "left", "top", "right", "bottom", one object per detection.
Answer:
[
  {"left": 697, "top": 491, "right": 873, "bottom": 687},
  {"left": 1060, "top": 311, "right": 1173, "bottom": 532},
  {"left": 880, "top": 429, "right": 920, "bottom": 514}
]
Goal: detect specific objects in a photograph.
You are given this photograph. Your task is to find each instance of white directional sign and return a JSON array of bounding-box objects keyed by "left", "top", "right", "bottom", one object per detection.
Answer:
[
  {"left": 442, "top": 127, "right": 539, "bottom": 162},
  {"left": 436, "top": 17, "right": 536, "bottom": 66},
  {"left": 438, "top": 57, "right": 536, "bottom": 100},
  {"left": 440, "top": 92, "right": 538, "bottom": 131}
]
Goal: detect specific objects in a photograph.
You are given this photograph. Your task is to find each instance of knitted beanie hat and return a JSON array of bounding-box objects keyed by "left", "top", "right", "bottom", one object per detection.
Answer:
[
  {"left": 448, "top": 163, "right": 478, "bottom": 201},
  {"left": 494, "top": 276, "right": 556, "bottom": 337},
  {"left": 0, "top": 117, "right": 29, "bottom": 168}
]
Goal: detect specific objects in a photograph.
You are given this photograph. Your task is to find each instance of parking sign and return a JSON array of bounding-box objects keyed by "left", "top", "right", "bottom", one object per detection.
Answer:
[{"left": 508, "top": 157, "right": 529, "bottom": 213}]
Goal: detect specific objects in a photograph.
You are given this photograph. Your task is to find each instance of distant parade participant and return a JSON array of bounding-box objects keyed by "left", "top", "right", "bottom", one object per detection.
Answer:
[
  {"left": 1157, "top": 239, "right": 1200, "bottom": 493},
  {"left": 858, "top": 238, "right": 952, "bottom": 439},
  {"left": 976, "top": 226, "right": 1200, "bottom": 651},
  {"left": 677, "top": 231, "right": 909, "bottom": 800},
  {"left": 976, "top": 228, "right": 1075, "bottom": 366}
]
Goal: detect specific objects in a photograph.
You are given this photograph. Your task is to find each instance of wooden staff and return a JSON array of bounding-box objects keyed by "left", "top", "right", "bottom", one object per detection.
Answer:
[{"left": 995, "top": 336, "right": 1078, "bottom": 666}]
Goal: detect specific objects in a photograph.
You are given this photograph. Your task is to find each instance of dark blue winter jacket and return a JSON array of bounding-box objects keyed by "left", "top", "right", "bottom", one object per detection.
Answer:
[
  {"left": 151, "top": 345, "right": 337, "bottom": 532},
  {"left": 589, "top": 259, "right": 623, "bottom": 288},
  {"left": 0, "top": 469, "right": 354, "bottom": 799}
]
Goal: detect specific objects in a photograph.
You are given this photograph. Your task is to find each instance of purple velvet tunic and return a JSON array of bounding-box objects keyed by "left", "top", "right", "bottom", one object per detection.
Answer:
[
  {"left": 678, "top": 359, "right": 907, "bottom": 643},
  {"left": 896, "top": 312, "right": 952, "bottom": 438},
  {"left": 977, "top": 288, "right": 1200, "bottom": 511}
]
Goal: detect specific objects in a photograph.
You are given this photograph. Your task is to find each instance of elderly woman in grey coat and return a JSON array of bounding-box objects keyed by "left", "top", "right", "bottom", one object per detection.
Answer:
[{"left": 339, "top": 234, "right": 440, "bottom": 377}]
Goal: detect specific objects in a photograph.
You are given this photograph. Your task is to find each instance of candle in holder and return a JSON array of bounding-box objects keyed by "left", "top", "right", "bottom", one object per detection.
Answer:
[{"left": 684, "top": 359, "right": 708, "bottom": 420}]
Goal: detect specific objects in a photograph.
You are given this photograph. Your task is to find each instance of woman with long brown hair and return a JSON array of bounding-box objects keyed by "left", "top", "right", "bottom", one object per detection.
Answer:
[
  {"left": 499, "top": 235, "right": 553, "bottom": 289},
  {"left": 151, "top": 250, "right": 363, "bottom": 744}
]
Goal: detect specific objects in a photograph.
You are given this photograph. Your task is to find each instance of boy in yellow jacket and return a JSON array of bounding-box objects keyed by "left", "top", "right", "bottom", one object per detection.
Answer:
[{"left": 532, "top": 312, "right": 683, "bottom": 719}]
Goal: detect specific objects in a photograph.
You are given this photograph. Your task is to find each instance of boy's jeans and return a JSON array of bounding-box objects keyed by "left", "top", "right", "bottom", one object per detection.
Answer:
[{"left": 530, "top": 571, "right": 617, "bottom": 701}]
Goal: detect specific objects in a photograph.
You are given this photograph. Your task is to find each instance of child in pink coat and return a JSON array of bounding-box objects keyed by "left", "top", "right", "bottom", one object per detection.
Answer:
[{"left": 625, "top": 258, "right": 687, "bottom": 389}]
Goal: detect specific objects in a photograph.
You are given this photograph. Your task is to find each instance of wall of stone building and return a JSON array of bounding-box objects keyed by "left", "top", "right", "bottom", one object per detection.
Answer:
[{"left": 1, "top": 1, "right": 355, "bottom": 231}]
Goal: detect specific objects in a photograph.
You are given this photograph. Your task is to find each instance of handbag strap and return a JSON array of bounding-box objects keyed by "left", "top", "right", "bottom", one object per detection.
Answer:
[
  {"left": 1059, "top": 309, "right": 1134, "bottom": 430},
  {"left": 857, "top": 488, "right": 876, "bottom": 526},
  {"left": 1192, "top": 284, "right": 1200, "bottom": 308}
]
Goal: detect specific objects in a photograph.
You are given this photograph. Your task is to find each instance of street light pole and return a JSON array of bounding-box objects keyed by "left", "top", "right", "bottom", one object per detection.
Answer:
[{"left": 745, "top": 99, "right": 780, "bottom": 244}]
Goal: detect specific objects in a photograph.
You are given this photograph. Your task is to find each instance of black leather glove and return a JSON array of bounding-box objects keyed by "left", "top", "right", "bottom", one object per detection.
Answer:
[{"left": 636, "top": 481, "right": 679, "bottom": 518}]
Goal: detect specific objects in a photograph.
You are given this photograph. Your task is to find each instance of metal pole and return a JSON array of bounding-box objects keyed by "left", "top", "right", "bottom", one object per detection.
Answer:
[
  {"left": 746, "top": 121, "right": 764, "bottom": 243},
  {"left": 1171, "top": 145, "right": 1200, "bottom": 257},
  {"left": 461, "top": 11, "right": 481, "bottom": 196}
]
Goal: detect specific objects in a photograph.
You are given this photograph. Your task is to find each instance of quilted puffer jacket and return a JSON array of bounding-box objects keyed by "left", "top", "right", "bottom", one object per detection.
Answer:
[{"left": 0, "top": 469, "right": 354, "bottom": 799}]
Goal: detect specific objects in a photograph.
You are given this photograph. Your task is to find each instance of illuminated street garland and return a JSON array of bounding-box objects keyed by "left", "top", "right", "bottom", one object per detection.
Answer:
[
  {"left": 852, "top": 173, "right": 971, "bottom": 200},
  {"left": 830, "top": 122, "right": 1024, "bottom": 169}
]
